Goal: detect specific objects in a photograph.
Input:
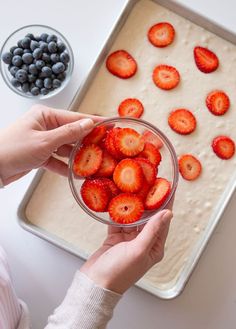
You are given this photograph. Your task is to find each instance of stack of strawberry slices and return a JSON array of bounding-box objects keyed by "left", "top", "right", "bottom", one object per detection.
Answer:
[{"left": 72, "top": 125, "right": 171, "bottom": 224}]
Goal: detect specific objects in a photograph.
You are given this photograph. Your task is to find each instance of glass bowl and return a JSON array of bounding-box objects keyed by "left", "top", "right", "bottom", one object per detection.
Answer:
[
  {"left": 68, "top": 117, "right": 179, "bottom": 228},
  {"left": 0, "top": 24, "right": 74, "bottom": 99}
]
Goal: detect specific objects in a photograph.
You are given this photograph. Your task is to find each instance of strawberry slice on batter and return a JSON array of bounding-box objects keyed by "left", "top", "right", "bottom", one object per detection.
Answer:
[
  {"left": 148, "top": 22, "right": 175, "bottom": 47},
  {"left": 168, "top": 109, "right": 197, "bottom": 135},
  {"left": 114, "top": 127, "right": 145, "bottom": 157},
  {"left": 81, "top": 179, "right": 111, "bottom": 212},
  {"left": 145, "top": 178, "right": 171, "bottom": 210},
  {"left": 106, "top": 50, "right": 137, "bottom": 79},
  {"left": 206, "top": 90, "right": 230, "bottom": 116},
  {"left": 108, "top": 193, "right": 144, "bottom": 224},
  {"left": 118, "top": 98, "right": 144, "bottom": 118},
  {"left": 178, "top": 154, "right": 202, "bottom": 181},
  {"left": 137, "top": 142, "right": 162, "bottom": 166},
  {"left": 73, "top": 144, "right": 103, "bottom": 177},
  {"left": 194, "top": 46, "right": 219, "bottom": 73},
  {"left": 153, "top": 65, "right": 180, "bottom": 90},
  {"left": 212, "top": 136, "right": 235, "bottom": 160}
]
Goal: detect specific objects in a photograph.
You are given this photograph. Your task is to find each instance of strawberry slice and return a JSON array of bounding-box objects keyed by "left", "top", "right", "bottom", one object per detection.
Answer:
[
  {"left": 148, "top": 22, "right": 175, "bottom": 47},
  {"left": 135, "top": 179, "right": 151, "bottom": 201},
  {"left": 145, "top": 178, "right": 171, "bottom": 210},
  {"left": 206, "top": 90, "right": 230, "bottom": 116},
  {"left": 108, "top": 193, "right": 144, "bottom": 224},
  {"left": 95, "top": 150, "right": 117, "bottom": 177},
  {"left": 137, "top": 143, "right": 162, "bottom": 166},
  {"left": 82, "top": 125, "right": 107, "bottom": 146},
  {"left": 114, "top": 128, "right": 145, "bottom": 157},
  {"left": 178, "top": 154, "right": 202, "bottom": 180},
  {"left": 194, "top": 46, "right": 219, "bottom": 73},
  {"left": 212, "top": 136, "right": 235, "bottom": 160},
  {"left": 153, "top": 65, "right": 180, "bottom": 90},
  {"left": 105, "top": 128, "right": 123, "bottom": 159},
  {"left": 118, "top": 98, "right": 144, "bottom": 118},
  {"left": 73, "top": 144, "right": 103, "bottom": 177},
  {"left": 135, "top": 158, "right": 157, "bottom": 186},
  {"left": 143, "top": 130, "right": 163, "bottom": 149},
  {"left": 113, "top": 158, "right": 143, "bottom": 193},
  {"left": 81, "top": 179, "right": 111, "bottom": 212},
  {"left": 106, "top": 50, "right": 137, "bottom": 79},
  {"left": 98, "top": 178, "right": 120, "bottom": 198},
  {"left": 168, "top": 109, "right": 196, "bottom": 135}
]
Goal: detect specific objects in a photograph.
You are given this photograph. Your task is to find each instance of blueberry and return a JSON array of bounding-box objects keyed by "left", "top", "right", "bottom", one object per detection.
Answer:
[
  {"left": 11, "top": 78, "right": 21, "bottom": 88},
  {"left": 42, "top": 53, "right": 51, "bottom": 63},
  {"left": 25, "top": 33, "right": 35, "bottom": 40},
  {"left": 60, "top": 51, "right": 70, "bottom": 64},
  {"left": 39, "top": 41, "right": 48, "bottom": 52},
  {"left": 22, "top": 53, "right": 33, "bottom": 65},
  {"left": 39, "top": 72, "right": 46, "bottom": 78},
  {"left": 51, "top": 74, "right": 56, "bottom": 79},
  {"left": 47, "top": 34, "right": 57, "bottom": 43},
  {"left": 23, "top": 48, "right": 31, "bottom": 54},
  {"left": 50, "top": 53, "right": 60, "bottom": 63},
  {"left": 35, "top": 36, "right": 41, "bottom": 42},
  {"left": 13, "top": 48, "right": 24, "bottom": 56},
  {"left": 44, "top": 77, "right": 52, "bottom": 89},
  {"left": 40, "top": 33, "right": 49, "bottom": 42},
  {"left": 28, "top": 74, "right": 37, "bottom": 83},
  {"left": 21, "top": 37, "right": 31, "bottom": 49},
  {"left": 48, "top": 41, "right": 57, "bottom": 53},
  {"left": 2, "top": 52, "right": 13, "bottom": 64},
  {"left": 15, "top": 69, "right": 28, "bottom": 83},
  {"left": 10, "top": 66, "right": 19, "bottom": 77},
  {"left": 10, "top": 46, "right": 17, "bottom": 54},
  {"left": 42, "top": 66, "right": 52, "bottom": 77},
  {"left": 52, "top": 62, "right": 65, "bottom": 74},
  {"left": 30, "top": 82, "right": 36, "bottom": 89},
  {"left": 17, "top": 40, "right": 23, "bottom": 48},
  {"left": 53, "top": 79, "right": 61, "bottom": 89},
  {"left": 57, "top": 41, "right": 66, "bottom": 53},
  {"left": 30, "top": 40, "right": 39, "bottom": 51},
  {"left": 28, "top": 64, "right": 38, "bottom": 75},
  {"left": 33, "top": 48, "right": 42, "bottom": 59},
  {"left": 35, "top": 60, "right": 45, "bottom": 70},
  {"left": 41, "top": 88, "right": 49, "bottom": 95},
  {"left": 31, "top": 87, "right": 40, "bottom": 95},
  {"left": 35, "top": 78, "right": 44, "bottom": 89},
  {"left": 57, "top": 72, "right": 66, "bottom": 81},
  {"left": 21, "top": 82, "right": 30, "bottom": 93},
  {"left": 12, "top": 55, "right": 23, "bottom": 67},
  {"left": 21, "top": 64, "right": 29, "bottom": 72}
]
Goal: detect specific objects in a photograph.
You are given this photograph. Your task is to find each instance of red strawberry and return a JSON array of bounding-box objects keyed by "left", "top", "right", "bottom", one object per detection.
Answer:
[
  {"left": 194, "top": 46, "right": 219, "bottom": 73},
  {"left": 81, "top": 179, "right": 111, "bottom": 212},
  {"left": 106, "top": 50, "right": 137, "bottom": 79},
  {"left": 137, "top": 143, "right": 162, "bottom": 166},
  {"left": 178, "top": 154, "right": 202, "bottom": 180},
  {"left": 114, "top": 127, "right": 145, "bottom": 157},
  {"left": 143, "top": 130, "right": 163, "bottom": 149},
  {"left": 145, "top": 178, "right": 171, "bottom": 210},
  {"left": 99, "top": 178, "right": 120, "bottom": 198},
  {"left": 206, "top": 90, "right": 230, "bottom": 116},
  {"left": 108, "top": 193, "right": 144, "bottom": 224},
  {"left": 105, "top": 128, "right": 123, "bottom": 159},
  {"left": 153, "top": 65, "right": 180, "bottom": 90},
  {"left": 82, "top": 125, "right": 107, "bottom": 146},
  {"left": 118, "top": 98, "right": 144, "bottom": 118},
  {"left": 212, "top": 136, "right": 235, "bottom": 160},
  {"left": 94, "top": 150, "right": 117, "bottom": 177},
  {"left": 135, "top": 158, "right": 157, "bottom": 186},
  {"left": 135, "top": 179, "right": 151, "bottom": 201},
  {"left": 113, "top": 158, "right": 143, "bottom": 193},
  {"left": 168, "top": 109, "right": 197, "bottom": 135},
  {"left": 73, "top": 144, "right": 102, "bottom": 177},
  {"left": 148, "top": 22, "right": 175, "bottom": 48}
]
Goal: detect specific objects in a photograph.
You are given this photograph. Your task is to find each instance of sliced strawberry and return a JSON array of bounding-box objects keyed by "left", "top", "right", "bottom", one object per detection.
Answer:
[
  {"left": 104, "top": 128, "right": 123, "bottom": 159},
  {"left": 94, "top": 151, "right": 117, "bottom": 177},
  {"left": 106, "top": 50, "right": 137, "bottom": 79},
  {"left": 168, "top": 109, "right": 196, "bottom": 135},
  {"left": 137, "top": 143, "right": 162, "bottom": 166},
  {"left": 178, "top": 154, "right": 202, "bottom": 181},
  {"left": 118, "top": 98, "right": 144, "bottom": 118},
  {"left": 194, "top": 46, "right": 219, "bottom": 73},
  {"left": 114, "top": 127, "right": 145, "bottom": 157},
  {"left": 206, "top": 90, "right": 230, "bottom": 116},
  {"left": 81, "top": 179, "right": 111, "bottom": 212},
  {"left": 145, "top": 178, "right": 171, "bottom": 210},
  {"left": 153, "top": 65, "right": 180, "bottom": 90},
  {"left": 82, "top": 125, "right": 107, "bottom": 146},
  {"left": 135, "top": 158, "right": 157, "bottom": 186},
  {"left": 73, "top": 144, "right": 102, "bottom": 177},
  {"left": 135, "top": 179, "right": 151, "bottom": 201},
  {"left": 212, "top": 136, "right": 235, "bottom": 160},
  {"left": 98, "top": 178, "right": 120, "bottom": 198},
  {"left": 108, "top": 193, "right": 144, "bottom": 224},
  {"left": 143, "top": 130, "right": 163, "bottom": 149},
  {"left": 113, "top": 158, "right": 143, "bottom": 193},
  {"left": 148, "top": 22, "right": 175, "bottom": 48}
]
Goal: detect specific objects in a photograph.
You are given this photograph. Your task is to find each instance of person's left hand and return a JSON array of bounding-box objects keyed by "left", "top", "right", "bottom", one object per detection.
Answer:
[{"left": 0, "top": 104, "right": 103, "bottom": 185}]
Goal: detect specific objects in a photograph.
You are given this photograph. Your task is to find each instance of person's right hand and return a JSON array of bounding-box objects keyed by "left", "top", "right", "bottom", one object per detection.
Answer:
[{"left": 81, "top": 209, "right": 173, "bottom": 294}]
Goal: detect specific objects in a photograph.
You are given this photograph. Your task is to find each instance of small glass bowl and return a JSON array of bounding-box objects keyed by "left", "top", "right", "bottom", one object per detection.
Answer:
[
  {"left": 0, "top": 24, "right": 74, "bottom": 99},
  {"left": 68, "top": 117, "right": 179, "bottom": 228}
]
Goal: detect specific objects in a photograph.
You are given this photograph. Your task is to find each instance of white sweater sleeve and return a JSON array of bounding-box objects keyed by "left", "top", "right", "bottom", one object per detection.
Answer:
[{"left": 45, "top": 271, "right": 122, "bottom": 329}]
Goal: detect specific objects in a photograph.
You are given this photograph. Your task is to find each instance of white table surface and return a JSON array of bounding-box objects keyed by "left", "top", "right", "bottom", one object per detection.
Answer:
[{"left": 0, "top": 0, "right": 236, "bottom": 328}]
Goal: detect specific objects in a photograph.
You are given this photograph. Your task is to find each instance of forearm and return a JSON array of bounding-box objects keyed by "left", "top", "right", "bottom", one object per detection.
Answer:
[{"left": 45, "top": 271, "right": 121, "bottom": 329}]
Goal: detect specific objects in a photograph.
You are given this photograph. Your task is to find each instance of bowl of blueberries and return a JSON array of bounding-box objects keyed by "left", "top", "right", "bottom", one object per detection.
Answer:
[{"left": 0, "top": 24, "right": 74, "bottom": 98}]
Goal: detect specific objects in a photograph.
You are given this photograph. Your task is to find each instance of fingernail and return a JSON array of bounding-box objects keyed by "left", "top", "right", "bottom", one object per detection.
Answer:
[
  {"left": 162, "top": 209, "right": 173, "bottom": 221},
  {"left": 79, "top": 118, "right": 94, "bottom": 132}
]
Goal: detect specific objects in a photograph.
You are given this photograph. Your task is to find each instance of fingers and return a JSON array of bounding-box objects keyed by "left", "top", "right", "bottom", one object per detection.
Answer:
[
  {"left": 55, "top": 144, "right": 73, "bottom": 158},
  {"left": 43, "top": 156, "right": 69, "bottom": 177}
]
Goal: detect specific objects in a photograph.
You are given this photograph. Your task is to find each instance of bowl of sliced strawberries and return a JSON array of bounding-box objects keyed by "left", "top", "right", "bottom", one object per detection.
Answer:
[{"left": 68, "top": 117, "right": 179, "bottom": 227}]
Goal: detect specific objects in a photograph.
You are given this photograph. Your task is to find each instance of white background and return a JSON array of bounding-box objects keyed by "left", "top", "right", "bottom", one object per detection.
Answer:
[{"left": 0, "top": 0, "right": 236, "bottom": 328}]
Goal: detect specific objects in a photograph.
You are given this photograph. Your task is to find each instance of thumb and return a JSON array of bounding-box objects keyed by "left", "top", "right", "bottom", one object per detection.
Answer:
[
  {"left": 46, "top": 118, "right": 94, "bottom": 149},
  {"left": 134, "top": 209, "right": 173, "bottom": 252}
]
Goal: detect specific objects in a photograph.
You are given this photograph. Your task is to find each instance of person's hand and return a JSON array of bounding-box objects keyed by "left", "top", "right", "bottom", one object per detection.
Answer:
[
  {"left": 81, "top": 209, "right": 173, "bottom": 294},
  {"left": 0, "top": 104, "right": 103, "bottom": 185}
]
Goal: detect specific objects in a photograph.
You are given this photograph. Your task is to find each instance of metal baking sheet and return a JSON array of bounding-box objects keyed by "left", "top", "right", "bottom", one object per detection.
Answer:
[{"left": 18, "top": 0, "right": 236, "bottom": 299}]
